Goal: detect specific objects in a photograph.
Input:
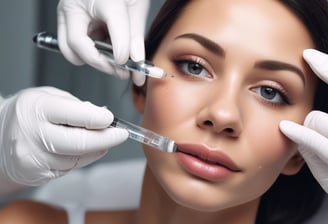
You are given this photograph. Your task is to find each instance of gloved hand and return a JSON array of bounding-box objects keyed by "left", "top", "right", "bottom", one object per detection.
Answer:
[
  {"left": 0, "top": 87, "right": 128, "bottom": 192},
  {"left": 280, "top": 49, "right": 328, "bottom": 193},
  {"left": 57, "top": 0, "right": 150, "bottom": 86}
]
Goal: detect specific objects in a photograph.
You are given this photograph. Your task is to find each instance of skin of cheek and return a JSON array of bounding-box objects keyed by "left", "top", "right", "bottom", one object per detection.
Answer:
[
  {"left": 235, "top": 108, "right": 300, "bottom": 200},
  {"left": 140, "top": 81, "right": 309, "bottom": 212}
]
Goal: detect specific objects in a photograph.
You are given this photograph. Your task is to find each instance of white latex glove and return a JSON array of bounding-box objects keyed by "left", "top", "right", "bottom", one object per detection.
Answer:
[
  {"left": 57, "top": 0, "right": 150, "bottom": 86},
  {"left": 280, "top": 49, "right": 328, "bottom": 193},
  {"left": 0, "top": 87, "right": 128, "bottom": 196}
]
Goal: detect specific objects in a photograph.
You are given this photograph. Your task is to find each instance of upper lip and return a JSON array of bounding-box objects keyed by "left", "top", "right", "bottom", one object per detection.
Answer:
[{"left": 176, "top": 143, "right": 242, "bottom": 172}]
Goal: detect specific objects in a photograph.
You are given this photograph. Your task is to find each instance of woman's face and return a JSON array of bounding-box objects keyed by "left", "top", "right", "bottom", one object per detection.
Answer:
[{"left": 135, "top": 0, "right": 317, "bottom": 211}]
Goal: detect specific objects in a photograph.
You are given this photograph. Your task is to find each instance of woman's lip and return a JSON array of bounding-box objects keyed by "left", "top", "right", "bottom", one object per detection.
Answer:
[{"left": 176, "top": 143, "right": 241, "bottom": 172}]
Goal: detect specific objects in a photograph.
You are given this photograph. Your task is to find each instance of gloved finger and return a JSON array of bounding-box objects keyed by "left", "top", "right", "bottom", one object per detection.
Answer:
[
  {"left": 131, "top": 71, "right": 146, "bottom": 87},
  {"left": 42, "top": 97, "right": 113, "bottom": 129},
  {"left": 303, "top": 49, "right": 328, "bottom": 83},
  {"left": 279, "top": 120, "right": 328, "bottom": 160},
  {"left": 14, "top": 87, "right": 104, "bottom": 128},
  {"left": 113, "top": 65, "right": 130, "bottom": 80},
  {"left": 39, "top": 86, "right": 80, "bottom": 100},
  {"left": 74, "top": 150, "right": 108, "bottom": 168},
  {"left": 295, "top": 149, "right": 328, "bottom": 193},
  {"left": 92, "top": 1, "right": 130, "bottom": 65},
  {"left": 128, "top": 0, "right": 149, "bottom": 86},
  {"left": 304, "top": 110, "right": 328, "bottom": 138},
  {"left": 306, "top": 157, "right": 328, "bottom": 192},
  {"left": 128, "top": 0, "right": 149, "bottom": 62},
  {"left": 57, "top": 8, "right": 84, "bottom": 65},
  {"left": 9, "top": 140, "right": 73, "bottom": 185},
  {"left": 62, "top": 12, "right": 118, "bottom": 75},
  {"left": 41, "top": 123, "right": 129, "bottom": 155},
  {"left": 44, "top": 150, "right": 107, "bottom": 171}
]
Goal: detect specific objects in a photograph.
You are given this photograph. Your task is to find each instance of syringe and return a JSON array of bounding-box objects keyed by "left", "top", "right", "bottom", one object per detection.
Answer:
[
  {"left": 33, "top": 32, "right": 176, "bottom": 153},
  {"left": 111, "top": 117, "right": 177, "bottom": 153},
  {"left": 32, "top": 31, "right": 166, "bottom": 79}
]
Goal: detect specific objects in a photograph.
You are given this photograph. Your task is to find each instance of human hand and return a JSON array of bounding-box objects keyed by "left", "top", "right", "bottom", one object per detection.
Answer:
[
  {"left": 0, "top": 87, "right": 128, "bottom": 186},
  {"left": 57, "top": 0, "right": 150, "bottom": 86},
  {"left": 280, "top": 49, "right": 328, "bottom": 192}
]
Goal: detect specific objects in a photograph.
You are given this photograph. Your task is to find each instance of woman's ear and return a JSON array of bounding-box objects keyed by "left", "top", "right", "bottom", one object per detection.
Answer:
[
  {"left": 132, "top": 85, "right": 146, "bottom": 113},
  {"left": 281, "top": 152, "right": 305, "bottom": 175}
]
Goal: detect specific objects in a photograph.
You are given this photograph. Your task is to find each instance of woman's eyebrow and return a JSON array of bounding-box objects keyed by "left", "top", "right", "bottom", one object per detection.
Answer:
[
  {"left": 254, "top": 60, "right": 305, "bottom": 85},
  {"left": 175, "top": 33, "right": 225, "bottom": 57}
]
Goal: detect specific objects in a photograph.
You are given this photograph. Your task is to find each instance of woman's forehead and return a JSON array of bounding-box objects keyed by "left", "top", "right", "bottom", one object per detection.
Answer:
[
  {"left": 174, "top": 0, "right": 304, "bottom": 33},
  {"left": 164, "top": 0, "right": 314, "bottom": 57}
]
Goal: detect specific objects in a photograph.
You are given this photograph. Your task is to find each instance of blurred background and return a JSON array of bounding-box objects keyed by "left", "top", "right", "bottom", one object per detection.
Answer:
[{"left": 0, "top": 0, "right": 164, "bottom": 163}]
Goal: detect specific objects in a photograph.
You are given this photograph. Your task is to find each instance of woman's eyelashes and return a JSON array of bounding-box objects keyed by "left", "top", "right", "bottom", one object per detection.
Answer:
[
  {"left": 253, "top": 85, "right": 291, "bottom": 106},
  {"left": 173, "top": 56, "right": 212, "bottom": 78}
]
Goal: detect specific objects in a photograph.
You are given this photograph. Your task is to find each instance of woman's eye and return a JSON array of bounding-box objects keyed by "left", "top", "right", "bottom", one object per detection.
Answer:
[
  {"left": 255, "top": 86, "right": 290, "bottom": 105},
  {"left": 174, "top": 60, "right": 211, "bottom": 78}
]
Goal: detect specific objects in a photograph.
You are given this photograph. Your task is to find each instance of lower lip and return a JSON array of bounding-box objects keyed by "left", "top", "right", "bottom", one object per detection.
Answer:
[{"left": 176, "top": 152, "right": 237, "bottom": 181}]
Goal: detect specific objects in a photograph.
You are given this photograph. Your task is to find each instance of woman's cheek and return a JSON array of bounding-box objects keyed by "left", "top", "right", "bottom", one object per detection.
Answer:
[
  {"left": 246, "top": 115, "right": 297, "bottom": 175},
  {"left": 142, "top": 79, "right": 192, "bottom": 132}
]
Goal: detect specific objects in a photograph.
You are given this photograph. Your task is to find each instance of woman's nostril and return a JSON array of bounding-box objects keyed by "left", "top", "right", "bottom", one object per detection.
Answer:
[
  {"left": 202, "top": 120, "right": 235, "bottom": 135},
  {"left": 203, "top": 120, "right": 213, "bottom": 126}
]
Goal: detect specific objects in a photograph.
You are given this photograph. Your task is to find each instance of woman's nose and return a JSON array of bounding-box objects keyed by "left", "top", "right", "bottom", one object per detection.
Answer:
[{"left": 196, "top": 92, "right": 243, "bottom": 137}]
